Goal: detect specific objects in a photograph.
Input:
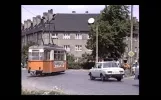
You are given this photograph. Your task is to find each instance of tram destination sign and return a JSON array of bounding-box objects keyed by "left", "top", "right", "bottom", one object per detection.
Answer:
[{"left": 54, "top": 61, "right": 64, "bottom": 68}]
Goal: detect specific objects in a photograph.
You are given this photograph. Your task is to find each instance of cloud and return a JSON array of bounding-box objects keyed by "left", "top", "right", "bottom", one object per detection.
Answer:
[{"left": 21, "top": 5, "right": 139, "bottom": 23}]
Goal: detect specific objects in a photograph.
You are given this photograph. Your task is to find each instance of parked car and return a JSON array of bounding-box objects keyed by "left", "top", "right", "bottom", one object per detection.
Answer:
[
  {"left": 134, "top": 65, "right": 139, "bottom": 80},
  {"left": 88, "top": 61, "right": 125, "bottom": 81}
]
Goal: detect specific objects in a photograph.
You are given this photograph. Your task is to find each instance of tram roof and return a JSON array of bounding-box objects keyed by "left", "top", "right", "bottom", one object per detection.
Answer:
[{"left": 29, "top": 44, "right": 66, "bottom": 51}]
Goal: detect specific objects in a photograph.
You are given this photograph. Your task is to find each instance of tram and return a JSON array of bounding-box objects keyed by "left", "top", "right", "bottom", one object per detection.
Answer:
[{"left": 27, "top": 44, "right": 67, "bottom": 76}]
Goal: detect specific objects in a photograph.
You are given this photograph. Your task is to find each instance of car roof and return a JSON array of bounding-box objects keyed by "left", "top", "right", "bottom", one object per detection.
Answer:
[{"left": 96, "top": 61, "right": 117, "bottom": 63}]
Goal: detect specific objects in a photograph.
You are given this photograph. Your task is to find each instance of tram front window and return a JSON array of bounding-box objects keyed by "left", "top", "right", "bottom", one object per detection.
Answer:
[{"left": 28, "top": 50, "right": 44, "bottom": 60}]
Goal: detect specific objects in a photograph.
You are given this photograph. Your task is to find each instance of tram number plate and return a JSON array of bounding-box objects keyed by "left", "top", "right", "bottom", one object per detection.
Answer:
[{"left": 54, "top": 61, "right": 64, "bottom": 68}]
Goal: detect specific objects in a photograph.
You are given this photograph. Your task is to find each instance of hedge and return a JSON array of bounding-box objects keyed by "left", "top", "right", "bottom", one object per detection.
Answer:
[
  {"left": 22, "top": 89, "right": 66, "bottom": 95},
  {"left": 67, "top": 62, "right": 95, "bottom": 69}
]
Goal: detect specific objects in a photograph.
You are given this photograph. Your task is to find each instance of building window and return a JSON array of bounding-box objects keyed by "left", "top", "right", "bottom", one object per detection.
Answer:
[
  {"left": 64, "top": 45, "right": 70, "bottom": 51},
  {"left": 126, "top": 47, "right": 129, "bottom": 52},
  {"left": 22, "top": 37, "right": 24, "bottom": 43},
  {"left": 126, "top": 36, "right": 128, "bottom": 41},
  {"left": 52, "top": 33, "right": 58, "bottom": 39},
  {"left": 135, "top": 47, "right": 137, "bottom": 52},
  {"left": 75, "top": 34, "right": 82, "bottom": 39},
  {"left": 134, "top": 37, "right": 138, "bottom": 41},
  {"left": 75, "top": 45, "right": 82, "bottom": 51},
  {"left": 87, "top": 49, "right": 92, "bottom": 51},
  {"left": 87, "top": 34, "right": 90, "bottom": 39},
  {"left": 63, "top": 33, "right": 70, "bottom": 39},
  {"left": 38, "top": 34, "right": 41, "bottom": 40}
]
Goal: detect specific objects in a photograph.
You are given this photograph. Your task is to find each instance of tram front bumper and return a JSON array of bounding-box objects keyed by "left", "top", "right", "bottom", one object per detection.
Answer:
[{"left": 28, "top": 69, "right": 43, "bottom": 73}]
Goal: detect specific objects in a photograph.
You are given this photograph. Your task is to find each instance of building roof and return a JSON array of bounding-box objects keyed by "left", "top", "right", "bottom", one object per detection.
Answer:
[
  {"left": 46, "top": 13, "right": 99, "bottom": 31},
  {"left": 21, "top": 13, "right": 99, "bottom": 36}
]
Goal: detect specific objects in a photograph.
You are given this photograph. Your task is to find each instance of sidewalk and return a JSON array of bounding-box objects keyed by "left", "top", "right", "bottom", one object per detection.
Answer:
[{"left": 22, "top": 68, "right": 27, "bottom": 70}]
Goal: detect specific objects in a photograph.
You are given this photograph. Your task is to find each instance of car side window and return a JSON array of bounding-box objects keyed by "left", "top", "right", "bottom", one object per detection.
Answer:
[
  {"left": 98, "top": 64, "right": 102, "bottom": 68},
  {"left": 93, "top": 65, "right": 97, "bottom": 68}
]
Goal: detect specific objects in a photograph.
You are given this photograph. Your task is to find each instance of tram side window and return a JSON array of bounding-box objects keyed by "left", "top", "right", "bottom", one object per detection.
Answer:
[
  {"left": 39, "top": 52, "right": 44, "bottom": 60},
  {"left": 54, "top": 51, "right": 64, "bottom": 61}
]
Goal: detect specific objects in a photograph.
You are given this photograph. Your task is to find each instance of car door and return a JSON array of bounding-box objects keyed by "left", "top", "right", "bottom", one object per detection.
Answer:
[
  {"left": 91, "top": 65, "right": 98, "bottom": 77},
  {"left": 95, "top": 64, "right": 102, "bottom": 77}
]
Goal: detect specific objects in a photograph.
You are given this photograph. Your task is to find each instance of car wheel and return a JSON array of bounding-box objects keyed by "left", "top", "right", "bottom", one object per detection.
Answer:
[
  {"left": 89, "top": 73, "right": 95, "bottom": 80},
  {"left": 116, "top": 77, "right": 122, "bottom": 81},
  {"left": 100, "top": 74, "right": 105, "bottom": 81}
]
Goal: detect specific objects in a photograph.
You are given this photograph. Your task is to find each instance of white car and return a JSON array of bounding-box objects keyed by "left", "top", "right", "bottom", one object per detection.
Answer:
[
  {"left": 88, "top": 61, "right": 125, "bottom": 81},
  {"left": 134, "top": 66, "right": 139, "bottom": 80}
]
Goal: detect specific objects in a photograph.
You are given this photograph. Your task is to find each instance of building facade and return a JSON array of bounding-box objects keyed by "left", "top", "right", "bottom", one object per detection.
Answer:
[{"left": 21, "top": 9, "right": 139, "bottom": 62}]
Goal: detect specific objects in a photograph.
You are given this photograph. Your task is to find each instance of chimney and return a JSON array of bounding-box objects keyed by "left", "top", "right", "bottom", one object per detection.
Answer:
[
  {"left": 36, "top": 15, "right": 41, "bottom": 25},
  {"left": 48, "top": 9, "right": 54, "bottom": 21},
  {"left": 31, "top": 22, "right": 33, "bottom": 28},
  {"left": 24, "top": 21, "right": 27, "bottom": 29},
  {"left": 41, "top": 18, "right": 44, "bottom": 24},
  {"left": 33, "top": 17, "right": 37, "bottom": 26},
  {"left": 43, "top": 12, "right": 48, "bottom": 22},
  {"left": 72, "top": 11, "right": 76, "bottom": 13},
  {"left": 27, "top": 19, "right": 32, "bottom": 28},
  {"left": 21, "top": 23, "right": 24, "bottom": 30},
  {"left": 85, "top": 11, "right": 88, "bottom": 13}
]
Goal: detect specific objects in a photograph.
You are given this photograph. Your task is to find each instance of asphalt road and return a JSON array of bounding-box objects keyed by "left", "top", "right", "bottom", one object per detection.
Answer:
[{"left": 21, "top": 69, "right": 139, "bottom": 95}]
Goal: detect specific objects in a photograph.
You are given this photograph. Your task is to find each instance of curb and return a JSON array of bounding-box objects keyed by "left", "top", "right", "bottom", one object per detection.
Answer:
[{"left": 123, "top": 76, "right": 135, "bottom": 79}]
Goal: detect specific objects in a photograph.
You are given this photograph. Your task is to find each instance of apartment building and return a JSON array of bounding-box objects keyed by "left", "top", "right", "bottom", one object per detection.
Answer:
[{"left": 21, "top": 9, "right": 139, "bottom": 62}]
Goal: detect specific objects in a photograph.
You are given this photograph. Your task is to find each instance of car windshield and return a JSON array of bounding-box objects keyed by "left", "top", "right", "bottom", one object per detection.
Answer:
[
  {"left": 94, "top": 63, "right": 102, "bottom": 68},
  {"left": 103, "top": 62, "right": 118, "bottom": 68}
]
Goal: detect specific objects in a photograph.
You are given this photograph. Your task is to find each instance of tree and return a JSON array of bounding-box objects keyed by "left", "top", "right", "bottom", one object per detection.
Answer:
[
  {"left": 21, "top": 42, "right": 38, "bottom": 64},
  {"left": 80, "top": 52, "right": 94, "bottom": 63},
  {"left": 66, "top": 53, "right": 75, "bottom": 63},
  {"left": 86, "top": 5, "right": 135, "bottom": 59}
]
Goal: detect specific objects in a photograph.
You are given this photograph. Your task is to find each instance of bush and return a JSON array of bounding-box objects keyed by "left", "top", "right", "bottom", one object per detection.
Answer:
[
  {"left": 68, "top": 62, "right": 82, "bottom": 69},
  {"left": 21, "top": 89, "right": 66, "bottom": 95},
  {"left": 81, "top": 62, "right": 95, "bottom": 69}
]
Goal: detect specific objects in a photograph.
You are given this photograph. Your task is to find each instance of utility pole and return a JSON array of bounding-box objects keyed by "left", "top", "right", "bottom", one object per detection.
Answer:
[
  {"left": 130, "top": 5, "right": 133, "bottom": 65},
  {"left": 25, "top": 22, "right": 28, "bottom": 46},
  {"left": 136, "top": 32, "right": 139, "bottom": 62},
  {"left": 96, "top": 25, "right": 98, "bottom": 63},
  {"left": 48, "top": 16, "right": 51, "bottom": 44}
]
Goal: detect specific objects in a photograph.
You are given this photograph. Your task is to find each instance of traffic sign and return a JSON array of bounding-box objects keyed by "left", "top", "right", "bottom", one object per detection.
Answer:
[{"left": 128, "top": 51, "right": 135, "bottom": 57}]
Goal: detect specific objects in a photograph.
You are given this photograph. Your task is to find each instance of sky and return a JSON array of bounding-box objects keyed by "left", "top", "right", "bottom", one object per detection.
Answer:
[{"left": 21, "top": 5, "right": 139, "bottom": 24}]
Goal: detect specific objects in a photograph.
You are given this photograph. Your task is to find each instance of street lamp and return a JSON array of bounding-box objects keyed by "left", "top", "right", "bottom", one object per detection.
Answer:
[
  {"left": 88, "top": 18, "right": 98, "bottom": 63},
  {"left": 130, "top": 5, "right": 134, "bottom": 65}
]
